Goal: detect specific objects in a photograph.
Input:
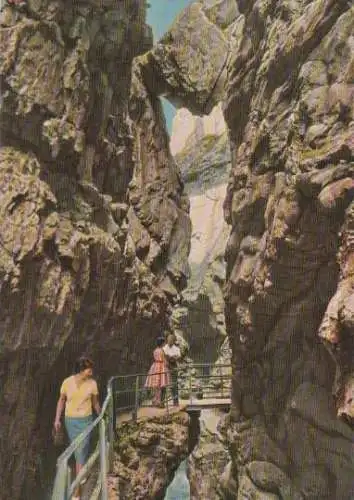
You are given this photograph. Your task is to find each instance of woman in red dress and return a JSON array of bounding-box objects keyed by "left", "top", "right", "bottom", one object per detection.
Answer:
[{"left": 145, "top": 337, "right": 170, "bottom": 407}]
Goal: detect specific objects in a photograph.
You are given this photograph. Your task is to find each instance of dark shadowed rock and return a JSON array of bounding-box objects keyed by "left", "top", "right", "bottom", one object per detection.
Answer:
[{"left": 221, "top": 1, "right": 354, "bottom": 498}]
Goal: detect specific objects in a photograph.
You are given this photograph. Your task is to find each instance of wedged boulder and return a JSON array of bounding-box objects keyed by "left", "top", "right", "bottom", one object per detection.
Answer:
[{"left": 131, "top": 2, "right": 230, "bottom": 116}]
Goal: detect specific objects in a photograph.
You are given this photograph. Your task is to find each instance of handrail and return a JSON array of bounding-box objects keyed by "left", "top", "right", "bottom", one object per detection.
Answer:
[
  {"left": 69, "top": 447, "right": 99, "bottom": 496},
  {"left": 108, "top": 363, "right": 231, "bottom": 380},
  {"left": 51, "top": 364, "right": 231, "bottom": 499},
  {"left": 52, "top": 380, "right": 114, "bottom": 500},
  {"left": 56, "top": 382, "right": 112, "bottom": 464}
]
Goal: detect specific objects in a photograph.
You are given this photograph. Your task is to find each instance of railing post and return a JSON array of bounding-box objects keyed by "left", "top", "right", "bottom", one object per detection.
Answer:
[
  {"left": 133, "top": 375, "right": 139, "bottom": 422},
  {"left": 66, "top": 465, "right": 72, "bottom": 500},
  {"left": 51, "top": 459, "right": 68, "bottom": 500},
  {"left": 99, "top": 418, "right": 108, "bottom": 500},
  {"left": 108, "top": 389, "right": 115, "bottom": 472},
  {"left": 220, "top": 366, "right": 224, "bottom": 398},
  {"left": 189, "top": 367, "right": 192, "bottom": 405},
  {"left": 111, "top": 379, "right": 117, "bottom": 439}
]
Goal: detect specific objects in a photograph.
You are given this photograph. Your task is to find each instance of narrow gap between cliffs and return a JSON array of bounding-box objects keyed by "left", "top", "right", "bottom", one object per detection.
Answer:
[{"left": 161, "top": 98, "right": 232, "bottom": 499}]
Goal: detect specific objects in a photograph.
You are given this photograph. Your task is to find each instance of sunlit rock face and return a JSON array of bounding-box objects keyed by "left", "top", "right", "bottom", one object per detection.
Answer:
[
  {"left": 170, "top": 103, "right": 226, "bottom": 156},
  {"left": 0, "top": 1, "right": 191, "bottom": 498}
]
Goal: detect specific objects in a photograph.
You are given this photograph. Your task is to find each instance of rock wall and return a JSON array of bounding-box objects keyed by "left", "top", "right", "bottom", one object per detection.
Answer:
[
  {"left": 1, "top": 0, "right": 353, "bottom": 498},
  {"left": 222, "top": 0, "right": 354, "bottom": 498},
  {"left": 110, "top": 412, "right": 190, "bottom": 500},
  {"left": 0, "top": 1, "right": 190, "bottom": 498},
  {"left": 132, "top": 0, "right": 354, "bottom": 498},
  {"left": 187, "top": 409, "right": 229, "bottom": 500}
]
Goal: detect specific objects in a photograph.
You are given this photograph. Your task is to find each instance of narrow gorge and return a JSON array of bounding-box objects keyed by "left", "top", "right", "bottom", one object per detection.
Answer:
[
  {"left": 171, "top": 104, "right": 231, "bottom": 367},
  {"left": 0, "top": 1, "right": 353, "bottom": 499}
]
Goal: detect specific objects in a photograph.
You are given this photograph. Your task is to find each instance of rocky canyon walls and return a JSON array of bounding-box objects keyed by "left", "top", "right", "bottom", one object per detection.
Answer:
[
  {"left": 187, "top": 409, "right": 230, "bottom": 500},
  {"left": 0, "top": 1, "right": 191, "bottom": 498},
  {"left": 110, "top": 411, "right": 190, "bottom": 500},
  {"left": 0, "top": 0, "right": 353, "bottom": 498}
]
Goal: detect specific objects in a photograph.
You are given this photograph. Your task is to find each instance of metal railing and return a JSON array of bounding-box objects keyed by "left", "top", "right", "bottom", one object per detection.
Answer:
[
  {"left": 111, "top": 363, "right": 231, "bottom": 419},
  {"left": 51, "top": 380, "right": 115, "bottom": 500},
  {"left": 180, "top": 362, "right": 232, "bottom": 403},
  {"left": 111, "top": 370, "right": 177, "bottom": 421},
  {"left": 51, "top": 363, "right": 231, "bottom": 499}
]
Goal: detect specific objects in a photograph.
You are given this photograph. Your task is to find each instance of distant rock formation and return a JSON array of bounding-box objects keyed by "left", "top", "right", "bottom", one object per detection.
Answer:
[
  {"left": 168, "top": 109, "right": 232, "bottom": 498},
  {"left": 170, "top": 103, "right": 226, "bottom": 156},
  {"left": 171, "top": 124, "right": 231, "bottom": 365}
]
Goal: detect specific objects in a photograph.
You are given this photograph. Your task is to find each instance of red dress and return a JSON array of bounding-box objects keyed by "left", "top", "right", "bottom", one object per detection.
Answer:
[{"left": 145, "top": 348, "right": 170, "bottom": 388}]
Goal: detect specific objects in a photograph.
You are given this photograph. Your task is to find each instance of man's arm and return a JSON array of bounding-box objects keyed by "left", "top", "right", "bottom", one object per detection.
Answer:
[{"left": 54, "top": 394, "right": 66, "bottom": 431}]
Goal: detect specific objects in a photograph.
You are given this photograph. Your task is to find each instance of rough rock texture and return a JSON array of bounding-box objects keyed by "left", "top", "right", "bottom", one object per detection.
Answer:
[
  {"left": 135, "top": 0, "right": 354, "bottom": 498},
  {"left": 0, "top": 1, "right": 190, "bottom": 498},
  {"left": 1, "top": 0, "right": 353, "bottom": 498},
  {"left": 221, "top": 1, "right": 354, "bottom": 498},
  {"left": 110, "top": 412, "right": 189, "bottom": 500},
  {"left": 187, "top": 409, "right": 229, "bottom": 500},
  {"left": 131, "top": 1, "right": 230, "bottom": 116},
  {"left": 129, "top": 50, "right": 192, "bottom": 303}
]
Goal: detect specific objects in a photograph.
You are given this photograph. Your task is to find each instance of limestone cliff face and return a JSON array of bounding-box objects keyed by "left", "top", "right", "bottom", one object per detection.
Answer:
[
  {"left": 133, "top": 1, "right": 354, "bottom": 498},
  {"left": 170, "top": 103, "right": 226, "bottom": 156},
  {"left": 0, "top": 1, "right": 190, "bottom": 498},
  {"left": 168, "top": 108, "right": 232, "bottom": 498},
  {"left": 1, "top": 0, "right": 353, "bottom": 498}
]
